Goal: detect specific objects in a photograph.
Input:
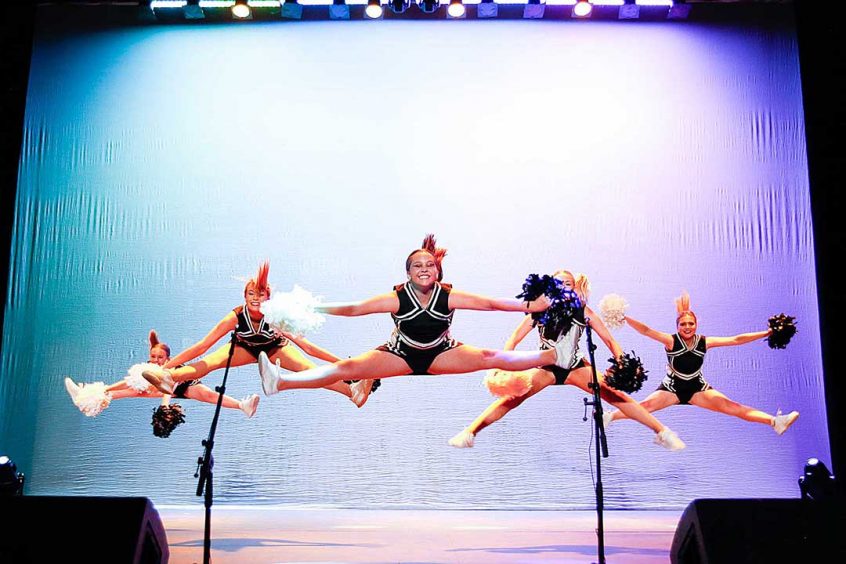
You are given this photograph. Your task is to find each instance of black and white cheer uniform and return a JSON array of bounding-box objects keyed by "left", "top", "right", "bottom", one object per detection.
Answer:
[
  {"left": 376, "top": 282, "right": 461, "bottom": 375},
  {"left": 657, "top": 333, "right": 712, "bottom": 404}
]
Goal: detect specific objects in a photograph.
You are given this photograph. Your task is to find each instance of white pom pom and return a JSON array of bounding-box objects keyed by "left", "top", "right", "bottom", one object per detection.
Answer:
[
  {"left": 75, "top": 382, "right": 112, "bottom": 417},
  {"left": 261, "top": 285, "right": 326, "bottom": 336},
  {"left": 598, "top": 293, "right": 629, "bottom": 330},
  {"left": 125, "top": 362, "right": 159, "bottom": 392},
  {"left": 484, "top": 369, "right": 533, "bottom": 399}
]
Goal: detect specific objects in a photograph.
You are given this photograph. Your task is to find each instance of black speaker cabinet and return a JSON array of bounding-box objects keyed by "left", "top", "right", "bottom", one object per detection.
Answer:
[
  {"left": 671, "top": 498, "right": 846, "bottom": 564},
  {"left": 0, "top": 496, "right": 169, "bottom": 563}
]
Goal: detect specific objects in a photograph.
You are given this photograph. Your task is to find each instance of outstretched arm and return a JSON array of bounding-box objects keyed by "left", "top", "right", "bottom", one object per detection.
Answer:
[
  {"left": 504, "top": 315, "right": 536, "bottom": 351},
  {"left": 586, "top": 306, "right": 624, "bottom": 359},
  {"left": 316, "top": 292, "right": 400, "bottom": 317},
  {"left": 282, "top": 332, "right": 342, "bottom": 363},
  {"left": 164, "top": 312, "right": 238, "bottom": 369},
  {"left": 706, "top": 329, "right": 772, "bottom": 349},
  {"left": 448, "top": 290, "right": 550, "bottom": 313},
  {"left": 624, "top": 315, "right": 674, "bottom": 349}
]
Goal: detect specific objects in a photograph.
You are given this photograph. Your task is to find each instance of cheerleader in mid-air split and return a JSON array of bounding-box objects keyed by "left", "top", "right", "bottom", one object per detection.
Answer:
[
  {"left": 140, "top": 262, "right": 374, "bottom": 407},
  {"left": 64, "top": 330, "right": 259, "bottom": 436},
  {"left": 603, "top": 291, "right": 799, "bottom": 435},
  {"left": 447, "top": 270, "right": 686, "bottom": 451},
  {"left": 252, "top": 235, "right": 577, "bottom": 396}
]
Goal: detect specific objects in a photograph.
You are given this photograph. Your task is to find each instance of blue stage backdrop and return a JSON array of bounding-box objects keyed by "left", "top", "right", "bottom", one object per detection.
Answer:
[{"left": 0, "top": 12, "right": 826, "bottom": 509}]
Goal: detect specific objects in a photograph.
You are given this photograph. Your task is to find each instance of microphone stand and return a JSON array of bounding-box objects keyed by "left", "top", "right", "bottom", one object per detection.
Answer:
[
  {"left": 195, "top": 331, "right": 237, "bottom": 564},
  {"left": 582, "top": 318, "right": 608, "bottom": 564}
]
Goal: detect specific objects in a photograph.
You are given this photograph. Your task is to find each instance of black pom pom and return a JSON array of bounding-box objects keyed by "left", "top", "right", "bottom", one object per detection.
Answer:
[
  {"left": 540, "top": 284, "right": 583, "bottom": 340},
  {"left": 767, "top": 313, "right": 797, "bottom": 349},
  {"left": 517, "top": 274, "right": 584, "bottom": 341},
  {"left": 605, "top": 352, "right": 648, "bottom": 393},
  {"left": 152, "top": 404, "right": 186, "bottom": 438},
  {"left": 516, "top": 274, "right": 554, "bottom": 303}
]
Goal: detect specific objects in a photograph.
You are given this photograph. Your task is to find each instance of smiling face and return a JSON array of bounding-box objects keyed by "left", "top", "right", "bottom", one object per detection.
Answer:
[
  {"left": 553, "top": 270, "right": 576, "bottom": 291},
  {"left": 677, "top": 312, "right": 698, "bottom": 340},
  {"left": 148, "top": 344, "right": 170, "bottom": 366},
  {"left": 406, "top": 251, "right": 439, "bottom": 288},
  {"left": 244, "top": 282, "right": 270, "bottom": 317}
]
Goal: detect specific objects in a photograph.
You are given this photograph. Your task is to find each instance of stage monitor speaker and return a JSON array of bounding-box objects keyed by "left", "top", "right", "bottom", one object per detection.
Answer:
[
  {"left": 0, "top": 496, "right": 169, "bottom": 563},
  {"left": 671, "top": 498, "right": 846, "bottom": 564}
]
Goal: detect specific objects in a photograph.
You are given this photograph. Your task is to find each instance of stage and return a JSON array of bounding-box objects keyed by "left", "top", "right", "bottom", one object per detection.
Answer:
[{"left": 159, "top": 506, "right": 680, "bottom": 563}]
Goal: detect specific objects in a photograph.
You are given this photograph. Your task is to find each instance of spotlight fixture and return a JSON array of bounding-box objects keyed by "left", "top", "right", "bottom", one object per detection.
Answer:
[
  {"left": 477, "top": 0, "right": 497, "bottom": 19},
  {"left": 232, "top": 0, "right": 251, "bottom": 18},
  {"left": 573, "top": 0, "right": 592, "bottom": 17},
  {"left": 150, "top": 0, "right": 187, "bottom": 20},
  {"left": 281, "top": 0, "right": 303, "bottom": 19},
  {"left": 388, "top": 0, "right": 410, "bottom": 14},
  {"left": 446, "top": 0, "right": 464, "bottom": 18},
  {"left": 183, "top": 0, "right": 205, "bottom": 18},
  {"left": 667, "top": 0, "right": 691, "bottom": 20},
  {"left": 150, "top": 0, "right": 187, "bottom": 8},
  {"left": 417, "top": 0, "right": 439, "bottom": 14},
  {"left": 618, "top": 0, "right": 638, "bottom": 19},
  {"left": 365, "top": 0, "right": 383, "bottom": 18},
  {"left": 522, "top": 0, "right": 544, "bottom": 19},
  {"left": 329, "top": 0, "right": 350, "bottom": 19},
  {"left": 0, "top": 455, "right": 25, "bottom": 496},
  {"left": 799, "top": 458, "right": 838, "bottom": 501}
]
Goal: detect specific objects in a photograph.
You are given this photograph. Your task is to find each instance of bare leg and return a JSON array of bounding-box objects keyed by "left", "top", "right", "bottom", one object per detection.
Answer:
[
  {"left": 565, "top": 367, "right": 670, "bottom": 434},
  {"left": 609, "top": 390, "right": 679, "bottom": 422},
  {"left": 269, "top": 346, "right": 352, "bottom": 398},
  {"left": 168, "top": 345, "right": 260, "bottom": 383},
  {"left": 428, "top": 345, "right": 556, "bottom": 374},
  {"left": 105, "top": 381, "right": 131, "bottom": 393},
  {"left": 184, "top": 384, "right": 242, "bottom": 410},
  {"left": 266, "top": 350, "right": 412, "bottom": 391},
  {"left": 107, "top": 389, "right": 162, "bottom": 400},
  {"left": 467, "top": 368, "right": 555, "bottom": 436},
  {"left": 689, "top": 388, "right": 775, "bottom": 425}
]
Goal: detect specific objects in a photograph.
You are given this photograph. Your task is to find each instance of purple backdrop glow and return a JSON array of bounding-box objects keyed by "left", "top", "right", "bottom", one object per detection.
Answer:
[{"left": 0, "top": 13, "right": 827, "bottom": 509}]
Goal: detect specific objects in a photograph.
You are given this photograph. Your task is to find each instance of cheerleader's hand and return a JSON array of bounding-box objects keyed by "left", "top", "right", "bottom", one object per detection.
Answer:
[{"left": 527, "top": 294, "right": 551, "bottom": 313}]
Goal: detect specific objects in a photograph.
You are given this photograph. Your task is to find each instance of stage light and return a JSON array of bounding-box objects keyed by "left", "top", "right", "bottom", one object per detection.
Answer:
[
  {"left": 798, "top": 458, "right": 838, "bottom": 501},
  {"left": 667, "top": 0, "right": 690, "bottom": 20},
  {"left": 417, "top": 0, "right": 438, "bottom": 14},
  {"left": 365, "top": 0, "right": 383, "bottom": 18},
  {"left": 388, "top": 0, "right": 410, "bottom": 13},
  {"left": 138, "top": 0, "right": 159, "bottom": 21},
  {"left": 523, "top": 0, "right": 544, "bottom": 19},
  {"left": 329, "top": 0, "right": 350, "bottom": 18},
  {"left": 281, "top": 0, "right": 304, "bottom": 18},
  {"left": 619, "top": 0, "right": 638, "bottom": 19},
  {"left": 232, "top": 0, "right": 251, "bottom": 17},
  {"left": 447, "top": 0, "right": 465, "bottom": 18},
  {"left": 150, "top": 0, "right": 188, "bottom": 20},
  {"left": 0, "top": 455, "right": 25, "bottom": 496},
  {"left": 183, "top": 0, "right": 206, "bottom": 18},
  {"left": 573, "top": 0, "right": 592, "bottom": 17},
  {"left": 151, "top": 0, "right": 187, "bottom": 8},
  {"left": 477, "top": 0, "right": 497, "bottom": 19}
]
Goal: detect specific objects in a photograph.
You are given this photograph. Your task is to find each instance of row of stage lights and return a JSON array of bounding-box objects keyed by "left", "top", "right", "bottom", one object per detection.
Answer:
[{"left": 148, "top": 0, "right": 691, "bottom": 21}]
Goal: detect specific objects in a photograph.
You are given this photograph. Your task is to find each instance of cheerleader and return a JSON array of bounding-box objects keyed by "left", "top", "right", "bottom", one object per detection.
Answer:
[
  {"left": 140, "top": 262, "right": 373, "bottom": 407},
  {"left": 604, "top": 292, "right": 799, "bottom": 435},
  {"left": 63, "top": 330, "right": 259, "bottom": 418},
  {"left": 447, "top": 270, "right": 685, "bottom": 451},
  {"left": 252, "top": 235, "right": 590, "bottom": 397}
]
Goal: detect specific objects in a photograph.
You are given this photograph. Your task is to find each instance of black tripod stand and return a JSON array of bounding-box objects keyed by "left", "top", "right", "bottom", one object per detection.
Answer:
[
  {"left": 195, "top": 331, "right": 238, "bottom": 564},
  {"left": 582, "top": 319, "right": 609, "bottom": 564}
]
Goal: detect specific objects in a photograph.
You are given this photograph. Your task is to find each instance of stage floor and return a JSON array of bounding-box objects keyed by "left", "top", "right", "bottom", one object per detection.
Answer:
[{"left": 158, "top": 507, "right": 682, "bottom": 563}]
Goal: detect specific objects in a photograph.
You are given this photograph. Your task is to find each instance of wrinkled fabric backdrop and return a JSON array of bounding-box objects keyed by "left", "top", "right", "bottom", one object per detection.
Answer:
[{"left": 0, "top": 11, "right": 827, "bottom": 509}]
